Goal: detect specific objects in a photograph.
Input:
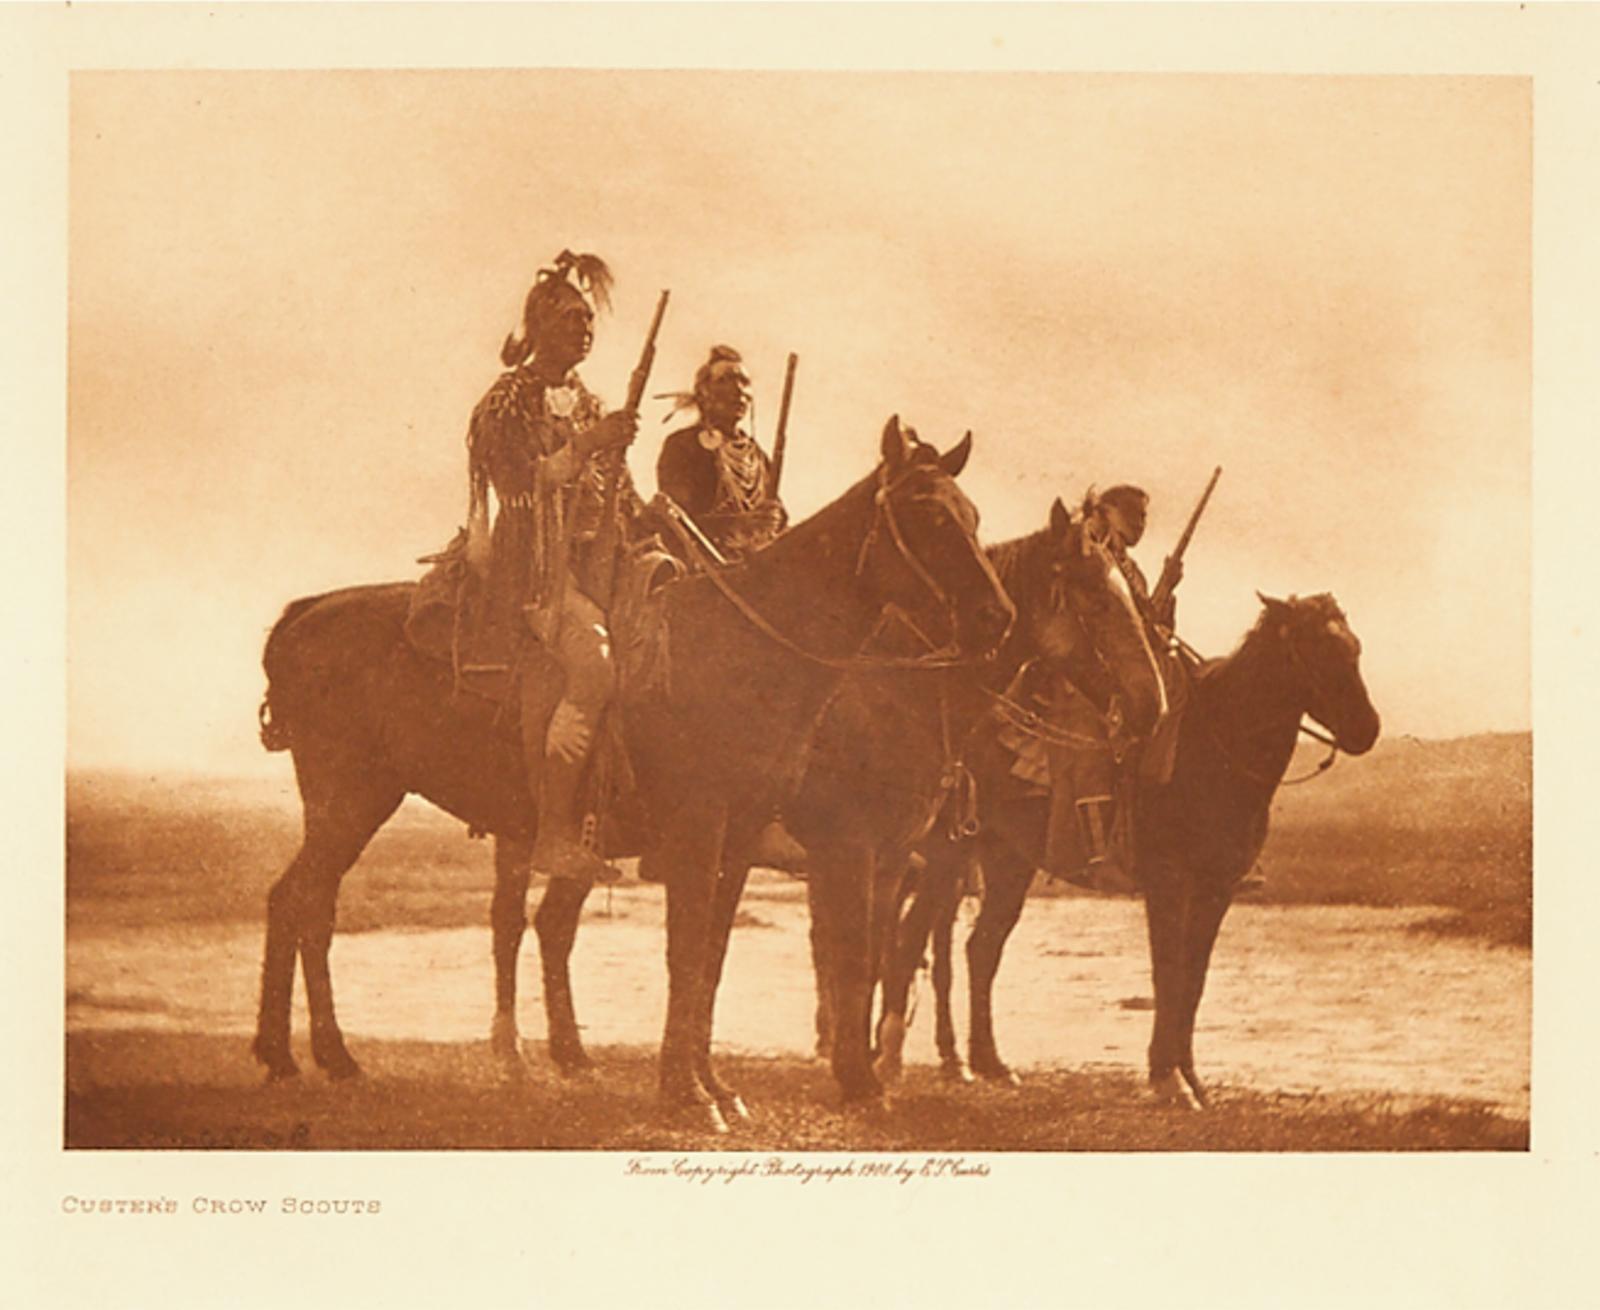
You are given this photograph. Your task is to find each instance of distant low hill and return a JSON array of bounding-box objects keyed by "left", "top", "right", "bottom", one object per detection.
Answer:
[
  {"left": 1252, "top": 731, "right": 1530, "bottom": 944},
  {"left": 64, "top": 731, "right": 1532, "bottom": 944}
]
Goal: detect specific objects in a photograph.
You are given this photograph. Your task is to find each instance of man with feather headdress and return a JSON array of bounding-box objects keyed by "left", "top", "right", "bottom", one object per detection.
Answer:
[
  {"left": 655, "top": 345, "right": 789, "bottom": 561},
  {"left": 465, "top": 249, "right": 642, "bottom": 882}
]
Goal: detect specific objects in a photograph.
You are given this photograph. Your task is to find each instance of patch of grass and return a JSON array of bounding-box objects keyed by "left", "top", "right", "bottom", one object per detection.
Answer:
[{"left": 65, "top": 1033, "right": 1527, "bottom": 1153}]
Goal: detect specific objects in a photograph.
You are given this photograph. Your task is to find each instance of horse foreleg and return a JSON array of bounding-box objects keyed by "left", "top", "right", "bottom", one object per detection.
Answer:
[
  {"left": 1173, "top": 886, "right": 1233, "bottom": 1109},
  {"left": 873, "top": 848, "right": 951, "bottom": 1084},
  {"left": 872, "top": 859, "right": 928, "bottom": 1086},
  {"left": 928, "top": 856, "right": 968, "bottom": 1082},
  {"left": 489, "top": 837, "right": 536, "bottom": 1077},
  {"left": 533, "top": 875, "right": 595, "bottom": 1076},
  {"left": 691, "top": 860, "right": 754, "bottom": 1123},
  {"left": 965, "top": 842, "right": 1030, "bottom": 1086},
  {"left": 1142, "top": 862, "right": 1201, "bottom": 1110},
  {"left": 813, "top": 844, "right": 883, "bottom": 1109},
  {"left": 658, "top": 799, "right": 730, "bottom": 1132},
  {"left": 806, "top": 875, "right": 835, "bottom": 1061}
]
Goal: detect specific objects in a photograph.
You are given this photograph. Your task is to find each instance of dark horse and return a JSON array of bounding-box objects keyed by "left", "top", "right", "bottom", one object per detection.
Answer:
[
  {"left": 793, "top": 499, "right": 1166, "bottom": 1108},
  {"left": 523, "top": 496, "right": 1167, "bottom": 1111},
  {"left": 877, "top": 592, "right": 1379, "bottom": 1107},
  {"left": 254, "top": 418, "right": 1014, "bottom": 1130}
]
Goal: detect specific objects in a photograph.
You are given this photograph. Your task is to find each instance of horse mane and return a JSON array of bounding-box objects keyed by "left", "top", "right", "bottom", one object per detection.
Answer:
[
  {"left": 1209, "top": 592, "right": 1342, "bottom": 679},
  {"left": 985, "top": 528, "right": 1049, "bottom": 599}
]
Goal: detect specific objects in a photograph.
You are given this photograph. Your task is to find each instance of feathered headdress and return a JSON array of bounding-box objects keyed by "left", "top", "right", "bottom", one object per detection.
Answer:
[
  {"left": 655, "top": 344, "right": 750, "bottom": 422},
  {"left": 500, "top": 249, "right": 614, "bottom": 368}
]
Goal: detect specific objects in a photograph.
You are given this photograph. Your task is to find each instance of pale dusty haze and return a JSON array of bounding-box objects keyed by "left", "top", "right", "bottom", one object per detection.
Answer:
[{"left": 68, "top": 71, "right": 1529, "bottom": 772}]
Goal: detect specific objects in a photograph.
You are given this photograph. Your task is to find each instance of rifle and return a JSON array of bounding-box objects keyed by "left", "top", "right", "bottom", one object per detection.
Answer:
[
  {"left": 768, "top": 352, "right": 798, "bottom": 496},
  {"left": 1149, "top": 465, "right": 1221, "bottom": 620},
  {"left": 581, "top": 289, "right": 671, "bottom": 608}
]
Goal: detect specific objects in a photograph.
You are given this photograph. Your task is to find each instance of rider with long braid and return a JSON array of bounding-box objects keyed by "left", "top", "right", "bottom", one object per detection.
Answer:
[{"left": 467, "top": 250, "right": 641, "bottom": 882}]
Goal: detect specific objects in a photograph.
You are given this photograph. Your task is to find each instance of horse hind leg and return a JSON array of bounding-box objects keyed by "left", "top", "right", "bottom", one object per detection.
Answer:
[
  {"left": 279, "top": 768, "right": 402, "bottom": 1081},
  {"left": 489, "top": 837, "right": 538, "bottom": 1079},
  {"left": 532, "top": 873, "right": 595, "bottom": 1077},
  {"left": 1141, "top": 861, "right": 1202, "bottom": 1111}
]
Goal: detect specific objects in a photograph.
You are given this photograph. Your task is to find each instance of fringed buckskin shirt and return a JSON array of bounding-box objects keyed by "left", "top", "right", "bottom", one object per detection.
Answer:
[{"left": 468, "top": 366, "right": 642, "bottom": 617}]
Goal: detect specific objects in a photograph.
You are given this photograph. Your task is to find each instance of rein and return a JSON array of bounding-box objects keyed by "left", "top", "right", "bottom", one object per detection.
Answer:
[{"left": 658, "top": 466, "right": 988, "bottom": 673}]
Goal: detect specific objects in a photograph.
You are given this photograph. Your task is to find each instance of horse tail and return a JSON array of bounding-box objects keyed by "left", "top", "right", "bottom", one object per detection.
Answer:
[{"left": 258, "top": 592, "right": 331, "bottom": 753}]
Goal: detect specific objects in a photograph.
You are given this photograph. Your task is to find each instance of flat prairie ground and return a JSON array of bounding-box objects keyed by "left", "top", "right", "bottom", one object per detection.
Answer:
[{"left": 64, "top": 736, "right": 1531, "bottom": 1151}]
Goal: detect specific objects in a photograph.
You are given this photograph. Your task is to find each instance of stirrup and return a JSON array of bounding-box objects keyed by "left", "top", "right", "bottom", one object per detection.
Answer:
[{"left": 534, "top": 840, "right": 622, "bottom": 885}]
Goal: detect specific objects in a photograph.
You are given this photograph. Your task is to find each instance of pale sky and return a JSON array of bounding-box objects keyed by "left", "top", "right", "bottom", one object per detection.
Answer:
[{"left": 67, "top": 70, "right": 1530, "bottom": 772}]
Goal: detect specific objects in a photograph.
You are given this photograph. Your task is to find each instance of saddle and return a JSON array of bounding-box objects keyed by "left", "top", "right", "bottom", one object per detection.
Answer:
[{"left": 402, "top": 529, "right": 525, "bottom": 709}]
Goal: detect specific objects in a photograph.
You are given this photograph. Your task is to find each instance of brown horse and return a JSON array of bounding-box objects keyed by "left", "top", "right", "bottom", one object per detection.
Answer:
[
  {"left": 253, "top": 417, "right": 1013, "bottom": 1131},
  {"left": 880, "top": 592, "right": 1380, "bottom": 1107},
  {"left": 516, "top": 499, "right": 1165, "bottom": 1113},
  {"left": 794, "top": 500, "right": 1166, "bottom": 1108}
]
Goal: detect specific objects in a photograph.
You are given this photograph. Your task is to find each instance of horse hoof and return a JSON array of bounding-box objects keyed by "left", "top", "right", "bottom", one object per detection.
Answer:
[
  {"left": 252, "top": 1036, "right": 299, "bottom": 1081},
  {"left": 841, "top": 1094, "right": 890, "bottom": 1124},
  {"left": 1149, "top": 1071, "right": 1203, "bottom": 1111},
  {"left": 941, "top": 1061, "right": 975, "bottom": 1085},
  {"left": 551, "top": 1051, "right": 598, "bottom": 1081},
  {"left": 718, "top": 1095, "right": 752, "bottom": 1125},
  {"left": 977, "top": 1066, "right": 1020, "bottom": 1088},
  {"left": 663, "top": 1100, "right": 730, "bottom": 1135},
  {"left": 492, "top": 1047, "right": 537, "bottom": 1083},
  {"left": 325, "top": 1057, "right": 363, "bottom": 1083}
]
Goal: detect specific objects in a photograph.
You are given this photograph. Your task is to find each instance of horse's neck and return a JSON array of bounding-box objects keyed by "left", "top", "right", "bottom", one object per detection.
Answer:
[
  {"left": 731, "top": 476, "right": 883, "bottom": 658},
  {"left": 1202, "top": 631, "right": 1305, "bottom": 784},
  {"left": 661, "top": 475, "right": 886, "bottom": 750}
]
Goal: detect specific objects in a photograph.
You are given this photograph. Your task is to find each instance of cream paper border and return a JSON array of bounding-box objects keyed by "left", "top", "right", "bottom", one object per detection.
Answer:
[{"left": 6, "top": 5, "right": 1597, "bottom": 1306}]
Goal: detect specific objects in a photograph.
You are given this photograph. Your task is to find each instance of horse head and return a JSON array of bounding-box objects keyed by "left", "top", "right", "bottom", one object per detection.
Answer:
[
  {"left": 997, "top": 496, "right": 1165, "bottom": 739},
  {"left": 1256, "top": 592, "right": 1381, "bottom": 755},
  {"left": 858, "top": 416, "right": 1014, "bottom": 660}
]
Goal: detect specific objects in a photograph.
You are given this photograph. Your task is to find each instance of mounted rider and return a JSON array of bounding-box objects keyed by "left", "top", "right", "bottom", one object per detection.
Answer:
[
  {"left": 655, "top": 345, "right": 789, "bottom": 561},
  {"left": 466, "top": 250, "right": 644, "bottom": 883},
  {"left": 1040, "top": 484, "right": 1193, "bottom": 891},
  {"left": 651, "top": 345, "right": 806, "bottom": 874}
]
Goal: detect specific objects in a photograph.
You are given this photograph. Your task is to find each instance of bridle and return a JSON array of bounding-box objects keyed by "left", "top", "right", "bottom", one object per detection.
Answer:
[
  {"left": 659, "top": 459, "right": 995, "bottom": 673},
  {"left": 1209, "top": 622, "right": 1343, "bottom": 788}
]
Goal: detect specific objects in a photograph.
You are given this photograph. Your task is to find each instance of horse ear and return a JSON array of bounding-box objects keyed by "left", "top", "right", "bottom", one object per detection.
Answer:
[
  {"left": 938, "top": 431, "right": 973, "bottom": 477},
  {"left": 1256, "top": 590, "right": 1290, "bottom": 615},
  {"left": 881, "top": 415, "right": 910, "bottom": 472},
  {"left": 1050, "top": 496, "right": 1071, "bottom": 539}
]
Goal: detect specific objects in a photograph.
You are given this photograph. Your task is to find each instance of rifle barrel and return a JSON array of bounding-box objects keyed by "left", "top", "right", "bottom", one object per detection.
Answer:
[
  {"left": 589, "top": 289, "right": 671, "bottom": 605},
  {"left": 770, "top": 352, "right": 798, "bottom": 494}
]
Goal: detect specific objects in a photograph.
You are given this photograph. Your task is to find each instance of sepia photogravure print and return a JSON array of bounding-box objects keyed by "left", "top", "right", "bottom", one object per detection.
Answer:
[
  {"left": 63, "top": 66, "right": 1534, "bottom": 1153},
  {"left": 15, "top": 3, "right": 1600, "bottom": 1306}
]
